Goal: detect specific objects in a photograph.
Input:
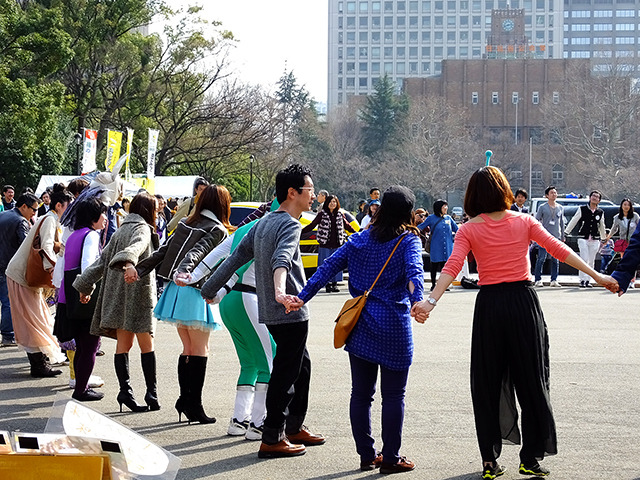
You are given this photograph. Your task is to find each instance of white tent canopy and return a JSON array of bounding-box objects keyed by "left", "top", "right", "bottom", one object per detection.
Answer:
[{"left": 35, "top": 175, "right": 199, "bottom": 199}]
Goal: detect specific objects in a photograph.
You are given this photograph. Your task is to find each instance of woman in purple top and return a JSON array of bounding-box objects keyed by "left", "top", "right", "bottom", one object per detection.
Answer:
[
  {"left": 293, "top": 186, "right": 424, "bottom": 474},
  {"left": 63, "top": 199, "right": 108, "bottom": 401}
]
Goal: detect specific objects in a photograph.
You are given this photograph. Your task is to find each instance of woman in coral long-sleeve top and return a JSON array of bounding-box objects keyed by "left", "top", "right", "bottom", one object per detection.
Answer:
[{"left": 412, "top": 167, "right": 616, "bottom": 480}]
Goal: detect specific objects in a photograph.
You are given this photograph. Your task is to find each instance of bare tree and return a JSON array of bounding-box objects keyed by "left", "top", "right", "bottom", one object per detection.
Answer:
[
  {"left": 542, "top": 59, "right": 640, "bottom": 199},
  {"left": 396, "top": 96, "right": 480, "bottom": 198}
]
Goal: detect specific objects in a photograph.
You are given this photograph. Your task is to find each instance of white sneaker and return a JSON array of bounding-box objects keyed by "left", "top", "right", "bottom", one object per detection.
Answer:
[
  {"left": 245, "top": 422, "right": 263, "bottom": 441},
  {"left": 69, "top": 375, "right": 105, "bottom": 389},
  {"left": 534, "top": 281, "right": 544, "bottom": 287},
  {"left": 227, "top": 418, "right": 249, "bottom": 436},
  {"left": 550, "top": 281, "right": 562, "bottom": 288}
]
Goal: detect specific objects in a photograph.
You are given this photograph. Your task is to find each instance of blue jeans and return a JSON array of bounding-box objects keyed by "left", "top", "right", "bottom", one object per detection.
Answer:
[
  {"left": 349, "top": 353, "right": 409, "bottom": 464},
  {"left": 0, "top": 273, "right": 13, "bottom": 340},
  {"left": 534, "top": 247, "right": 558, "bottom": 282}
]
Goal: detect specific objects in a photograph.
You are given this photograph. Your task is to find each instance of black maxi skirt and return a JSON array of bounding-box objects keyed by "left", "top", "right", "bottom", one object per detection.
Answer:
[{"left": 470, "top": 280, "right": 557, "bottom": 463}]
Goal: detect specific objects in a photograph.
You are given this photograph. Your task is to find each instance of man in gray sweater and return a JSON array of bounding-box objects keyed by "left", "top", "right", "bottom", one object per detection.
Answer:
[
  {"left": 534, "top": 186, "right": 565, "bottom": 287},
  {"left": 201, "top": 164, "right": 325, "bottom": 458}
]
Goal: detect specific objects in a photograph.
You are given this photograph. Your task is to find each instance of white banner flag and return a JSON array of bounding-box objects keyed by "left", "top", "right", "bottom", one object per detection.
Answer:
[
  {"left": 147, "top": 129, "right": 159, "bottom": 179},
  {"left": 81, "top": 129, "right": 98, "bottom": 173}
]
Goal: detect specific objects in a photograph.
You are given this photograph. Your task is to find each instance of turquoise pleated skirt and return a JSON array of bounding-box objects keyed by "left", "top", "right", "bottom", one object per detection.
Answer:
[{"left": 153, "top": 281, "right": 222, "bottom": 331}]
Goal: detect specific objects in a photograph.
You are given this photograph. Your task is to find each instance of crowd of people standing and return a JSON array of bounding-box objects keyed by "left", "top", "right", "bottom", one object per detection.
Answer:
[{"left": 0, "top": 163, "right": 637, "bottom": 479}]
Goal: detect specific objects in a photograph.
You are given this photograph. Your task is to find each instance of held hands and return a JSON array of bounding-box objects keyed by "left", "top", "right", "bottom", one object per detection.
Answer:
[
  {"left": 174, "top": 272, "right": 192, "bottom": 287},
  {"left": 596, "top": 273, "right": 620, "bottom": 294},
  {"left": 411, "top": 300, "right": 434, "bottom": 324},
  {"left": 275, "top": 293, "right": 304, "bottom": 314},
  {"left": 123, "top": 264, "right": 138, "bottom": 284}
]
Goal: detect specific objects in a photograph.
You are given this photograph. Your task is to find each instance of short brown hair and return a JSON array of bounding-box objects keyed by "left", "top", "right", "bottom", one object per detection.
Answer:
[
  {"left": 130, "top": 192, "right": 157, "bottom": 227},
  {"left": 463, "top": 166, "right": 515, "bottom": 217}
]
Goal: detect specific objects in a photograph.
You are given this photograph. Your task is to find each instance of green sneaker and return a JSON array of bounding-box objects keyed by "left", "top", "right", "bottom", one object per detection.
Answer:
[
  {"left": 519, "top": 461, "right": 550, "bottom": 476},
  {"left": 482, "top": 463, "right": 506, "bottom": 479}
]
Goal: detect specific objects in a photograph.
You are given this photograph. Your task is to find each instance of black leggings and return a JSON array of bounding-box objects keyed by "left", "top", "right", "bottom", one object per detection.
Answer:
[{"left": 430, "top": 261, "right": 446, "bottom": 288}]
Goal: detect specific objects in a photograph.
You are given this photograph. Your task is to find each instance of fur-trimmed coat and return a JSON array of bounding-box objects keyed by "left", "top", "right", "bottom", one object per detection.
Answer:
[{"left": 73, "top": 213, "right": 159, "bottom": 339}]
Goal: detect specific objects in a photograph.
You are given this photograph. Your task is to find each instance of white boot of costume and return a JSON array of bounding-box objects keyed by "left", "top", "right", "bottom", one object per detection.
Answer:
[
  {"left": 245, "top": 382, "right": 268, "bottom": 441},
  {"left": 227, "top": 385, "right": 254, "bottom": 436}
]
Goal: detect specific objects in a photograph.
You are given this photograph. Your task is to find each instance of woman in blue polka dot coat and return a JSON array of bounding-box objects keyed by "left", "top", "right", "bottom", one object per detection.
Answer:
[{"left": 296, "top": 185, "right": 424, "bottom": 474}]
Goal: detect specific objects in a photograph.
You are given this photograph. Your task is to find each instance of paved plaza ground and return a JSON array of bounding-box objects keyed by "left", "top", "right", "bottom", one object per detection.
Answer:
[{"left": 1, "top": 282, "right": 639, "bottom": 480}]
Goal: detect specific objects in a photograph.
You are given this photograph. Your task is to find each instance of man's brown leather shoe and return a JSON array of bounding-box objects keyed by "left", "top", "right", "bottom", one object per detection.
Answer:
[
  {"left": 360, "top": 453, "right": 383, "bottom": 471},
  {"left": 286, "top": 426, "right": 326, "bottom": 446},
  {"left": 258, "top": 440, "right": 306, "bottom": 458}
]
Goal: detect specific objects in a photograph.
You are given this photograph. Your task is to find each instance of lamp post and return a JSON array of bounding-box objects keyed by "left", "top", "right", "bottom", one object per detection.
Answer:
[
  {"left": 74, "top": 132, "right": 83, "bottom": 175},
  {"left": 249, "top": 154, "right": 254, "bottom": 202},
  {"left": 513, "top": 93, "right": 520, "bottom": 145}
]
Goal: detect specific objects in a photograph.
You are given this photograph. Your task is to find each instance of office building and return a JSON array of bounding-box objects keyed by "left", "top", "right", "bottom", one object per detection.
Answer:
[
  {"left": 327, "top": 0, "right": 564, "bottom": 112},
  {"left": 563, "top": 0, "right": 640, "bottom": 75}
]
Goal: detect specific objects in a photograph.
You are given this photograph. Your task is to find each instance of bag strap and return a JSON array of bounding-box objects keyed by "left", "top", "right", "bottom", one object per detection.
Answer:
[{"left": 365, "top": 233, "right": 407, "bottom": 296}]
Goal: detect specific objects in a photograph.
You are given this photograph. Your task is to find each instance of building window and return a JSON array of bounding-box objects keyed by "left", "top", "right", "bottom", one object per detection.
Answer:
[
  {"left": 359, "top": 16, "right": 368, "bottom": 28},
  {"left": 492, "top": 92, "right": 499, "bottom": 104},
  {"left": 509, "top": 170, "right": 523, "bottom": 185},
  {"left": 532, "top": 170, "right": 544, "bottom": 187},
  {"left": 409, "top": 62, "right": 418, "bottom": 73},
  {"left": 530, "top": 127, "right": 543, "bottom": 144},
  {"left": 359, "top": 62, "right": 368, "bottom": 73},
  {"left": 346, "top": 62, "right": 355, "bottom": 74},
  {"left": 347, "top": 16, "right": 356, "bottom": 28},
  {"left": 372, "top": 62, "right": 381, "bottom": 74},
  {"left": 372, "top": 32, "right": 381, "bottom": 43},
  {"left": 384, "top": 46, "right": 393, "bottom": 58},
  {"left": 347, "top": 1, "right": 356, "bottom": 13},
  {"left": 422, "top": 62, "right": 431, "bottom": 73},
  {"left": 347, "top": 47, "right": 355, "bottom": 58},
  {"left": 550, "top": 127, "right": 563, "bottom": 144},
  {"left": 346, "top": 77, "right": 355, "bottom": 88},
  {"left": 471, "top": 91, "right": 478, "bottom": 104},
  {"left": 552, "top": 165, "right": 564, "bottom": 185},
  {"left": 397, "top": 62, "right": 406, "bottom": 74},
  {"left": 359, "top": 77, "right": 368, "bottom": 88},
  {"left": 359, "top": 2, "right": 368, "bottom": 12},
  {"left": 532, "top": 91, "right": 539, "bottom": 104}
]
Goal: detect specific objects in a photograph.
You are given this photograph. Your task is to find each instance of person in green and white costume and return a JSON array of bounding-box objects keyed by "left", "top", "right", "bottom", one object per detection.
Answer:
[{"left": 175, "top": 202, "right": 278, "bottom": 440}]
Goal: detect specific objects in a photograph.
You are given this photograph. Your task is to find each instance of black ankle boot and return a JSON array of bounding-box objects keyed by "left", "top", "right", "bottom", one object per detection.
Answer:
[
  {"left": 114, "top": 353, "right": 148, "bottom": 413},
  {"left": 141, "top": 351, "right": 160, "bottom": 411},
  {"left": 185, "top": 356, "right": 216, "bottom": 424},
  {"left": 27, "top": 352, "right": 62, "bottom": 378}
]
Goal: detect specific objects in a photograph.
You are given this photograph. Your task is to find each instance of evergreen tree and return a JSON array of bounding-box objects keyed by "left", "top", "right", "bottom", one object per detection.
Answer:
[{"left": 360, "top": 75, "right": 408, "bottom": 158}]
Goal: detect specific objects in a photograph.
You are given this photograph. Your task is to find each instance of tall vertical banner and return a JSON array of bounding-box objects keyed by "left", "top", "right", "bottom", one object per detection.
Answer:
[
  {"left": 125, "top": 128, "right": 134, "bottom": 180},
  {"left": 81, "top": 129, "right": 98, "bottom": 173},
  {"left": 105, "top": 130, "right": 123, "bottom": 171},
  {"left": 147, "top": 129, "right": 159, "bottom": 179}
]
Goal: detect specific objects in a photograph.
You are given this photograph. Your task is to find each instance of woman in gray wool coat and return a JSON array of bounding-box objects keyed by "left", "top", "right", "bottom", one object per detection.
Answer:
[{"left": 73, "top": 192, "right": 160, "bottom": 413}]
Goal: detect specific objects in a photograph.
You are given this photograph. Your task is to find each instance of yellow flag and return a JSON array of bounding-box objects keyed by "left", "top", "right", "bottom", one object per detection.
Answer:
[{"left": 105, "top": 130, "right": 123, "bottom": 171}]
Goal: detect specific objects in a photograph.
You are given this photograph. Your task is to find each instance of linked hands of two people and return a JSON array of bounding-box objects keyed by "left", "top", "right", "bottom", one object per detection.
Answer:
[
  {"left": 598, "top": 273, "right": 626, "bottom": 296},
  {"left": 123, "top": 264, "right": 138, "bottom": 284},
  {"left": 411, "top": 301, "right": 433, "bottom": 324},
  {"left": 276, "top": 294, "right": 305, "bottom": 314}
]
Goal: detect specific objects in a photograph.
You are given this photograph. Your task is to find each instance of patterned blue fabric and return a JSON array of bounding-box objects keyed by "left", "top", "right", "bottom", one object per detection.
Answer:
[
  {"left": 298, "top": 230, "right": 424, "bottom": 370},
  {"left": 418, "top": 214, "right": 458, "bottom": 263}
]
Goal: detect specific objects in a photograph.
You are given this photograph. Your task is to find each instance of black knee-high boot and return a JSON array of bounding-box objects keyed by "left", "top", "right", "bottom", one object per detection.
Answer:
[
  {"left": 185, "top": 356, "right": 216, "bottom": 424},
  {"left": 141, "top": 351, "right": 160, "bottom": 411},
  {"left": 114, "top": 353, "right": 148, "bottom": 413},
  {"left": 175, "top": 355, "right": 190, "bottom": 422}
]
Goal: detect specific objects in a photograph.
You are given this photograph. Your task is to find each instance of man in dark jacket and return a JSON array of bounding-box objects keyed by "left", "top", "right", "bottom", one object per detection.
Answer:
[{"left": 0, "top": 193, "right": 39, "bottom": 345}]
